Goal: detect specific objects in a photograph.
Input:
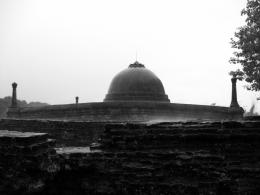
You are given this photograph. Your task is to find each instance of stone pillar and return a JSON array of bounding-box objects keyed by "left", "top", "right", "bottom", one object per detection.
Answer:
[
  {"left": 230, "top": 77, "right": 240, "bottom": 108},
  {"left": 11, "top": 82, "right": 18, "bottom": 108},
  {"left": 75, "top": 96, "right": 79, "bottom": 105}
]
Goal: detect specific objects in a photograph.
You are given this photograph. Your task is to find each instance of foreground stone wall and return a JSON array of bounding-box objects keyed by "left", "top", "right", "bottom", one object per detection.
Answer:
[
  {"left": 7, "top": 102, "right": 244, "bottom": 122},
  {"left": 1, "top": 120, "right": 260, "bottom": 194},
  {"left": 93, "top": 121, "right": 260, "bottom": 194},
  {"left": 0, "top": 119, "right": 106, "bottom": 147},
  {"left": 0, "top": 130, "right": 60, "bottom": 194}
]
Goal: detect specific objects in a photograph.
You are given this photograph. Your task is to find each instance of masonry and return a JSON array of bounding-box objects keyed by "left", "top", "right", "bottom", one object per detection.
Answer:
[
  {"left": 0, "top": 119, "right": 107, "bottom": 146},
  {"left": 1, "top": 119, "right": 260, "bottom": 194},
  {"left": 7, "top": 102, "right": 244, "bottom": 122}
]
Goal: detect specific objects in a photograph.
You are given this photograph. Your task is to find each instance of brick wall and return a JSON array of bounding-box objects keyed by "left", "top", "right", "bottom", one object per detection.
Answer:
[
  {"left": 0, "top": 119, "right": 106, "bottom": 147},
  {"left": 1, "top": 120, "right": 260, "bottom": 194}
]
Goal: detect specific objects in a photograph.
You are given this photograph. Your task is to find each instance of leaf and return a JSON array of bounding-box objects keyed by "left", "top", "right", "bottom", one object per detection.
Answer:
[{"left": 230, "top": 0, "right": 260, "bottom": 91}]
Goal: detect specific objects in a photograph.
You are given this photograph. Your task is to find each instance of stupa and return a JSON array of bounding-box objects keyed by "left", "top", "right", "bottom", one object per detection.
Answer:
[
  {"left": 7, "top": 61, "right": 244, "bottom": 122},
  {"left": 104, "top": 61, "right": 169, "bottom": 102}
]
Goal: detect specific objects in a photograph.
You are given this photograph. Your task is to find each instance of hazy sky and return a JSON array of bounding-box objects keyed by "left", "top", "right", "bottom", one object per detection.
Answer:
[{"left": 0, "top": 0, "right": 259, "bottom": 112}]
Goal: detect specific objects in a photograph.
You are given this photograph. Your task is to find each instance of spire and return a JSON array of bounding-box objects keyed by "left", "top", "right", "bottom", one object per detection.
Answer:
[{"left": 128, "top": 61, "right": 145, "bottom": 68}]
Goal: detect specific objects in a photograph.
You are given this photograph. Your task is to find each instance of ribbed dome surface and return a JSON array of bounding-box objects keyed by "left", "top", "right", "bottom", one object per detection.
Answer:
[{"left": 104, "top": 61, "right": 170, "bottom": 102}]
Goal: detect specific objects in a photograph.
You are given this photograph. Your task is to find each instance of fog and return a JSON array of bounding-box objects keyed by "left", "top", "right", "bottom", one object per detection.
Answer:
[{"left": 0, "top": 0, "right": 259, "bottom": 112}]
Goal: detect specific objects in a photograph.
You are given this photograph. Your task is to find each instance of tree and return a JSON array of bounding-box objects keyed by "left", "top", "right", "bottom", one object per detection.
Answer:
[
  {"left": 0, "top": 96, "right": 48, "bottom": 118},
  {"left": 230, "top": 0, "right": 260, "bottom": 91}
]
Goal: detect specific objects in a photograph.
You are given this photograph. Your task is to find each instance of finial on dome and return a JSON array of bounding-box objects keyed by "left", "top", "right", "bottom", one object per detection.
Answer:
[{"left": 129, "top": 61, "right": 145, "bottom": 68}]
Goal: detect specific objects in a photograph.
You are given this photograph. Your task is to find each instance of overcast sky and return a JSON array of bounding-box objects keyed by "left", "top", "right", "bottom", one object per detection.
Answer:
[{"left": 0, "top": 0, "right": 259, "bottom": 112}]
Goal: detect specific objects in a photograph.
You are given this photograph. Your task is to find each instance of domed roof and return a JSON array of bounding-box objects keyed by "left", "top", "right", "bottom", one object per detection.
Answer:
[{"left": 104, "top": 61, "right": 170, "bottom": 102}]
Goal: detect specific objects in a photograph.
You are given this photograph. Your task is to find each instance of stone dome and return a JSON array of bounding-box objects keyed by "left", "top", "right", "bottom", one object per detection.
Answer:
[{"left": 104, "top": 61, "right": 170, "bottom": 102}]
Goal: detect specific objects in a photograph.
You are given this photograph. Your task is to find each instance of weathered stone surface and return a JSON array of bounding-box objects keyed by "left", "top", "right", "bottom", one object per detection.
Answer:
[
  {"left": 40, "top": 121, "right": 260, "bottom": 194},
  {"left": 0, "top": 119, "right": 106, "bottom": 147},
  {"left": 1, "top": 120, "right": 260, "bottom": 194},
  {"left": 0, "top": 130, "right": 60, "bottom": 195}
]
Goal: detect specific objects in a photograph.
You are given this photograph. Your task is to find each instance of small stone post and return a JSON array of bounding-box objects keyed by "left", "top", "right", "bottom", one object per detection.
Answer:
[
  {"left": 11, "top": 82, "right": 18, "bottom": 108},
  {"left": 230, "top": 76, "right": 240, "bottom": 108},
  {"left": 75, "top": 96, "right": 79, "bottom": 105}
]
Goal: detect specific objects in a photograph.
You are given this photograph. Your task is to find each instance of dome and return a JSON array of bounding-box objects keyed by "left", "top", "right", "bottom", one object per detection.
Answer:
[{"left": 104, "top": 61, "right": 170, "bottom": 102}]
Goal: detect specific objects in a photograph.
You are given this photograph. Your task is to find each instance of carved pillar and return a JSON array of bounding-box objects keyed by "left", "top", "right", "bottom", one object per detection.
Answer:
[
  {"left": 75, "top": 96, "right": 79, "bottom": 105},
  {"left": 11, "top": 82, "right": 18, "bottom": 108},
  {"left": 230, "top": 77, "right": 240, "bottom": 108}
]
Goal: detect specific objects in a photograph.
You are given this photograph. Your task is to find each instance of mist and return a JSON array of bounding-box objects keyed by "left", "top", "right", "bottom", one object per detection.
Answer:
[{"left": 1, "top": 0, "right": 258, "bottom": 112}]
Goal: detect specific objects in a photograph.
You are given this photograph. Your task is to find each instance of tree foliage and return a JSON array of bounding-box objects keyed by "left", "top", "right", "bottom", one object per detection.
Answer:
[
  {"left": 230, "top": 0, "right": 260, "bottom": 90},
  {"left": 0, "top": 96, "right": 48, "bottom": 118}
]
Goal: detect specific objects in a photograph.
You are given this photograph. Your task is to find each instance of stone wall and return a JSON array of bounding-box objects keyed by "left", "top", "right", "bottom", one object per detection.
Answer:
[
  {"left": 0, "top": 119, "right": 106, "bottom": 147},
  {"left": 7, "top": 102, "right": 244, "bottom": 122},
  {"left": 1, "top": 120, "right": 260, "bottom": 194},
  {"left": 0, "top": 130, "right": 60, "bottom": 194},
  {"left": 76, "top": 121, "right": 260, "bottom": 194}
]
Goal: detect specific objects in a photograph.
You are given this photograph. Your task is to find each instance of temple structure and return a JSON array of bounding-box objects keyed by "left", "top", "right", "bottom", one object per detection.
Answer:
[
  {"left": 7, "top": 61, "right": 244, "bottom": 122},
  {"left": 104, "top": 62, "right": 170, "bottom": 103}
]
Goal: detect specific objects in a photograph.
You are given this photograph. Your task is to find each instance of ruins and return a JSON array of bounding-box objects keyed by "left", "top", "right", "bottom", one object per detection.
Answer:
[{"left": 2, "top": 61, "right": 259, "bottom": 195}]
